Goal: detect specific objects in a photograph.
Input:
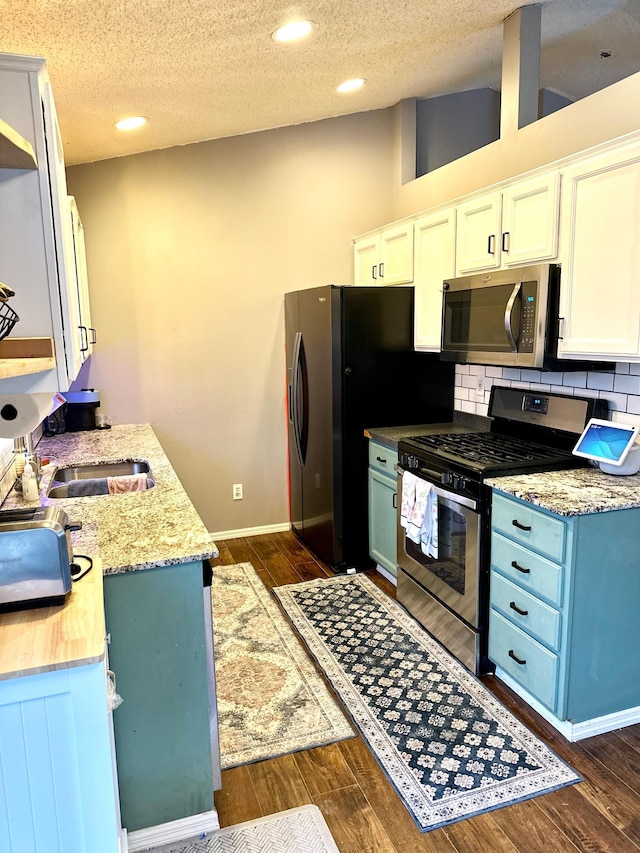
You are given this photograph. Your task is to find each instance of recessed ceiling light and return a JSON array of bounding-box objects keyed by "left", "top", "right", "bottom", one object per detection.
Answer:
[
  {"left": 114, "top": 116, "right": 149, "bottom": 131},
  {"left": 336, "top": 78, "right": 366, "bottom": 94},
  {"left": 272, "top": 20, "right": 314, "bottom": 43}
]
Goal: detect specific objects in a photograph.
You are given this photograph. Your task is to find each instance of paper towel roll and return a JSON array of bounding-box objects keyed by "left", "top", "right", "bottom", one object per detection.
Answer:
[{"left": 0, "top": 394, "right": 54, "bottom": 439}]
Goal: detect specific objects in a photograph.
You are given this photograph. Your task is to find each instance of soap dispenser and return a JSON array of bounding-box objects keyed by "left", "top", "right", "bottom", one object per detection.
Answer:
[{"left": 22, "top": 462, "right": 39, "bottom": 502}]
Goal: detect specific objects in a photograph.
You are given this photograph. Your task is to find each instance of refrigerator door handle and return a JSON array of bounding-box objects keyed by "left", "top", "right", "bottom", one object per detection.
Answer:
[{"left": 291, "top": 331, "right": 305, "bottom": 466}]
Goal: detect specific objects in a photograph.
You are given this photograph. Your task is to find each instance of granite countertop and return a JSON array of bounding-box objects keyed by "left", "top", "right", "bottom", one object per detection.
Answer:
[
  {"left": 487, "top": 466, "right": 640, "bottom": 517},
  {"left": 366, "top": 413, "right": 490, "bottom": 449},
  {"left": 2, "top": 424, "right": 218, "bottom": 574}
]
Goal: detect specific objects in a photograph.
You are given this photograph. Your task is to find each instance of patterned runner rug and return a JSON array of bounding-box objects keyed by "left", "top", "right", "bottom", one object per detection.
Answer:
[
  {"left": 273, "top": 574, "right": 581, "bottom": 832},
  {"left": 212, "top": 563, "right": 353, "bottom": 769},
  {"left": 150, "top": 805, "right": 339, "bottom": 853}
]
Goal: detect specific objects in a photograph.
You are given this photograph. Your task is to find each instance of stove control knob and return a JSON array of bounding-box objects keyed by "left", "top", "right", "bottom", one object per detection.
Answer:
[
  {"left": 441, "top": 471, "right": 453, "bottom": 485},
  {"left": 454, "top": 476, "right": 467, "bottom": 491}
]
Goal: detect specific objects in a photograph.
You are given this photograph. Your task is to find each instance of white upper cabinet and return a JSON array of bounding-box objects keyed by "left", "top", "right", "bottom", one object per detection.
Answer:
[
  {"left": 501, "top": 173, "right": 560, "bottom": 267},
  {"left": 455, "top": 174, "right": 560, "bottom": 275},
  {"left": 354, "top": 222, "right": 414, "bottom": 286},
  {"left": 455, "top": 192, "right": 502, "bottom": 273},
  {"left": 0, "top": 54, "right": 82, "bottom": 393},
  {"left": 413, "top": 207, "right": 456, "bottom": 351},
  {"left": 69, "top": 196, "right": 95, "bottom": 362},
  {"left": 558, "top": 141, "right": 640, "bottom": 361}
]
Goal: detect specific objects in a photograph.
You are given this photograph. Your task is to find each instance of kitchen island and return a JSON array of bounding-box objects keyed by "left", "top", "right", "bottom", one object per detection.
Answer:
[{"left": 2, "top": 424, "right": 221, "bottom": 849}]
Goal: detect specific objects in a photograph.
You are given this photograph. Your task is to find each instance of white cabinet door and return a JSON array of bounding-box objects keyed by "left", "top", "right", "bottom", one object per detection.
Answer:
[
  {"left": 501, "top": 173, "right": 560, "bottom": 266},
  {"left": 353, "top": 223, "right": 414, "bottom": 286},
  {"left": 353, "top": 234, "right": 380, "bottom": 285},
  {"left": 456, "top": 192, "right": 502, "bottom": 273},
  {"left": 413, "top": 208, "right": 456, "bottom": 351},
  {"left": 379, "top": 222, "right": 414, "bottom": 285},
  {"left": 558, "top": 144, "right": 640, "bottom": 361},
  {"left": 69, "top": 196, "right": 95, "bottom": 360}
]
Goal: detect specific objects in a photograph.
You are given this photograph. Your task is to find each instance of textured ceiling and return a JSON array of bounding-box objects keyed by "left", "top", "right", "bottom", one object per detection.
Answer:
[{"left": 1, "top": 0, "right": 638, "bottom": 165}]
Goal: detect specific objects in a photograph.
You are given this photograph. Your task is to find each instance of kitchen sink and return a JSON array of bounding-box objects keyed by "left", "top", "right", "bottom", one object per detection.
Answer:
[{"left": 47, "top": 460, "right": 154, "bottom": 498}]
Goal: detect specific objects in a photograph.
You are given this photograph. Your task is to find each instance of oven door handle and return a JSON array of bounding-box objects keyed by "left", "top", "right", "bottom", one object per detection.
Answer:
[{"left": 395, "top": 465, "right": 477, "bottom": 511}]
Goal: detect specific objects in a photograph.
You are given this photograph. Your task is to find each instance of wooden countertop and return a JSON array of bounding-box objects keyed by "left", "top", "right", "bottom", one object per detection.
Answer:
[{"left": 0, "top": 557, "right": 105, "bottom": 680}]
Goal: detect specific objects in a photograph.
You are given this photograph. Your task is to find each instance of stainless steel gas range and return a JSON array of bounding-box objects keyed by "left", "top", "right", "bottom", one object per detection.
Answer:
[{"left": 395, "top": 386, "right": 608, "bottom": 675}]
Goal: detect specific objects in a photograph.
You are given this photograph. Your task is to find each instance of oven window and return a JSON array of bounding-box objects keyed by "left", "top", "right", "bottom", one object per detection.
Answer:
[
  {"left": 443, "top": 284, "right": 518, "bottom": 353},
  {"left": 404, "top": 500, "right": 467, "bottom": 595}
]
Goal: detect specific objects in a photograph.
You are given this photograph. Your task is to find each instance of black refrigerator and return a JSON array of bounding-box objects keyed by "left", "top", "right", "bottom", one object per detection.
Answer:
[{"left": 285, "top": 284, "right": 455, "bottom": 574}]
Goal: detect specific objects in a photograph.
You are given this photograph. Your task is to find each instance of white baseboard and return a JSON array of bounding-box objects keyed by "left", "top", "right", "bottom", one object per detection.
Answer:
[
  {"left": 495, "top": 667, "right": 640, "bottom": 741},
  {"left": 209, "top": 521, "right": 291, "bottom": 541},
  {"left": 126, "top": 809, "right": 220, "bottom": 852},
  {"left": 375, "top": 563, "right": 398, "bottom": 586}
]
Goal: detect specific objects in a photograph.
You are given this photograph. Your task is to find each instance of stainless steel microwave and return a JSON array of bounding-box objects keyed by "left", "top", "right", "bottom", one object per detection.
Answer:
[{"left": 440, "top": 263, "right": 561, "bottom": 369}]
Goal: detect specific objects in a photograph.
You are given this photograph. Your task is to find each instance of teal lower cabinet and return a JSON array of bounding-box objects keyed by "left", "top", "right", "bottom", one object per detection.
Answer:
[
  {"left": 489, "top": 490, "right": 640, "bottom": 734},
  {"left": 368, "top": 441, "right": 399, "bottom": 578},
  {"left": 103, "top": 560, "right": 219, "bottom": 834},
  {"left": 0, "top": 661, "right": 121, "bottom": 853}
]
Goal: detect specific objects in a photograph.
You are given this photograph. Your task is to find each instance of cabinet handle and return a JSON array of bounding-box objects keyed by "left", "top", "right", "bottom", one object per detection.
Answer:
[
  {"left": 393, "top": 492, "right": 397, "bottom": 509},
  {"left": 512, "top": 519, "right": 532, "bottom": 531},
  {"left": 372, "top": 264, "right": 377, "bottom": 280},
  {"left": 89, "top": 327, "right": 97, "bottom": 344},
  {"left": 487, "top": 234, "right": 496, "bottom": 255},
  {"left": 508, "top": 649, "right": 527, "bottom": 666},
  {"left": 558, "top": 317, "right": 565, "bottom": 340},
  {"left": 79, "top": 325, "right": 89, "bottom": 353},
  {"left": 509, "top": 601, "right": 529, "bottom": 616},
  {"left": 379, "top": 262, "right": 384, "bottom": 278},
  {"left": 502, "top": 231, "right": 510, "bottom": 252},
  {"left": 376, "top": 456, "right": 387, "bottom": 464},
  {"left": 511, "top": 560, "right": 530, "bottom": 574}
]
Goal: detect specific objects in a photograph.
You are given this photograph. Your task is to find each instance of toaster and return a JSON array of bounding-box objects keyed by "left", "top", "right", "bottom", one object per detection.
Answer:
[{"left": 0, "top": 506, "right": 78, "bottom": 612}]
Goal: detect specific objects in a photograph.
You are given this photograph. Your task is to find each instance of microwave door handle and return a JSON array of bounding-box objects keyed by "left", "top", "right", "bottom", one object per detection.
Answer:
[{"left": 504, "top": 283, "right": 521, "bottom": 352}]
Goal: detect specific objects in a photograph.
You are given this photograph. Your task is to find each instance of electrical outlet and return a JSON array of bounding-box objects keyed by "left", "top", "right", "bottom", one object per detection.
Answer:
[
  {"left": 477, "top": 374, "right": 485, "bottom": 394},
  {"left": 232, "top": 483, "right": 243, "bottom": 500}
]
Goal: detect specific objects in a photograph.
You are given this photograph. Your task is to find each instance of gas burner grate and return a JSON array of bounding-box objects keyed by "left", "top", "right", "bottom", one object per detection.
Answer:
[{"left": 409, "top": 431, "right": 573, "bottom": 467}]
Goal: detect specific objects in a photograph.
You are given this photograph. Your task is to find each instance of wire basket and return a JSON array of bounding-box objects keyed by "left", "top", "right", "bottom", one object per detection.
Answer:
[{"left": 0, "top": 302, "right": 18, "bottom": 343}]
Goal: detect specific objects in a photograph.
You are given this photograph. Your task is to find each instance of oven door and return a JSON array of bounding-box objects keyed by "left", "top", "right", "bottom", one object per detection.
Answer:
[{"left": 396, "top": 467, "right": 480, "bottom": 629}]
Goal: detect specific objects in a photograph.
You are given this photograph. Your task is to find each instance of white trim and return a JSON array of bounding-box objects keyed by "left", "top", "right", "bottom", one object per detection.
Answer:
[
  {"left": 126, "top": 809, "right": 220, "bottom": 852},
  {"left": 209, "top": 521, "right": 290, "bottom": 540},
  {"left": 375, "top": 563, "right": 398, "bottom": 586},
  {"left": 494, "top": 667, "right": 640, "bottom": 741},
  {"left": 118, "top": 828, "right": 128, "bottom": 853}
]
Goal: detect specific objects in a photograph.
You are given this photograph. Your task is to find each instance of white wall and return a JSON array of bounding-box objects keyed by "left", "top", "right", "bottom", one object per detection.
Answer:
[{"left": 66, "top": 109, "right": 395, "bottom": 536}]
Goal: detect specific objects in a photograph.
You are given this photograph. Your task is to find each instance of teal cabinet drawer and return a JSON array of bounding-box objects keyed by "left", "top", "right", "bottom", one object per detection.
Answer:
[
  {"left": 492, "top": 492, "right": 566, "bottom": 562},
  {"left": 368, "top": 441, "right": 398, "bottom": 477},
  {"left": 491, "top": 571, "right": 561, "bottom": 651},
  {"left": 491, "top": 532, "right": 564, "bottom": 606},
  {"left": 489, "top": 609, "right": 559, "bottom": 712}
]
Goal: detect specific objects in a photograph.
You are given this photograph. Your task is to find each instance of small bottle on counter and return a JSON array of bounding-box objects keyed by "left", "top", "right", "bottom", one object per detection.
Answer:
[{"left": 22, "top": 462, "right": 39, "bottom": 502}]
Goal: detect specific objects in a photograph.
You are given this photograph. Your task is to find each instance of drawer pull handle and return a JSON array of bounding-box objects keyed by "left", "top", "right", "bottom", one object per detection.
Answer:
[
  {"left": 511, "top": 560, "right": 530, "bottom": 574},
  {"left": 508, "top": 649, "right": 527, "bottom": 666},
  {"left": 376, "top": 456, "right": 387, "bottom": 464},
  {"left": 512, "top": 519, "right": 532, "bottom": 531},
  {"left": 509, "top": 601, "right": 529, "bottom": 616},
  {"left": 393, "top": 492, "right": 397, "bottom": 509}
]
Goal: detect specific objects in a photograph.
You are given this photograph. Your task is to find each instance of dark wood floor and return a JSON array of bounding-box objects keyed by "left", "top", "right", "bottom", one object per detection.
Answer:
[{"left": 210, "top": 532, "right": 640, "bottom": 853}]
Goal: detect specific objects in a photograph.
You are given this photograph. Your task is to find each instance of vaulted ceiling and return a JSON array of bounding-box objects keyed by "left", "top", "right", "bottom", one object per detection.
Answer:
[{"left": 1, "top": 0, "right": 638, "bottom": 165}]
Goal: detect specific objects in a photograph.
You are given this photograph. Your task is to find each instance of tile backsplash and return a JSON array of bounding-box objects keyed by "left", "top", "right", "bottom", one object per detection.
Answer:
[{"left": 454, "top": 363, "right": 640, "bottom": 425}]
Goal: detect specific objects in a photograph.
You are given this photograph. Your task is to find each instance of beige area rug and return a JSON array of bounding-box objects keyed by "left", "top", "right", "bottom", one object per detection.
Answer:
[
  {"left": 212, "top": 562, "right": 354, "bottom": 769},
  {"left": 150, "top": 805, "right": 340, "bottom": 853}
]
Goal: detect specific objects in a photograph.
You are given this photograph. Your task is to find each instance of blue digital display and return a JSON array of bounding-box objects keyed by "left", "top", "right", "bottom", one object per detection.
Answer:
[
  {"left": 526, "top": 296, "right": 535, "bottom": 302},
  {"left": 574, "top": 421, "right": 638, "bottom": 463}
]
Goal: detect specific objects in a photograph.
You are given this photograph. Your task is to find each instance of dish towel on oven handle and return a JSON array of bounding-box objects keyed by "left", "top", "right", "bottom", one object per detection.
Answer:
[{"left": 400, "top": 472, "right": 438, "bottom": 559}]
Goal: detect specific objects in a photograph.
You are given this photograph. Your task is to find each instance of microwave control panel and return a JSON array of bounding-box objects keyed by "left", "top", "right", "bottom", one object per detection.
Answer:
[{"left": 519, "top": 280, "right": 537, "bottom": 352}]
